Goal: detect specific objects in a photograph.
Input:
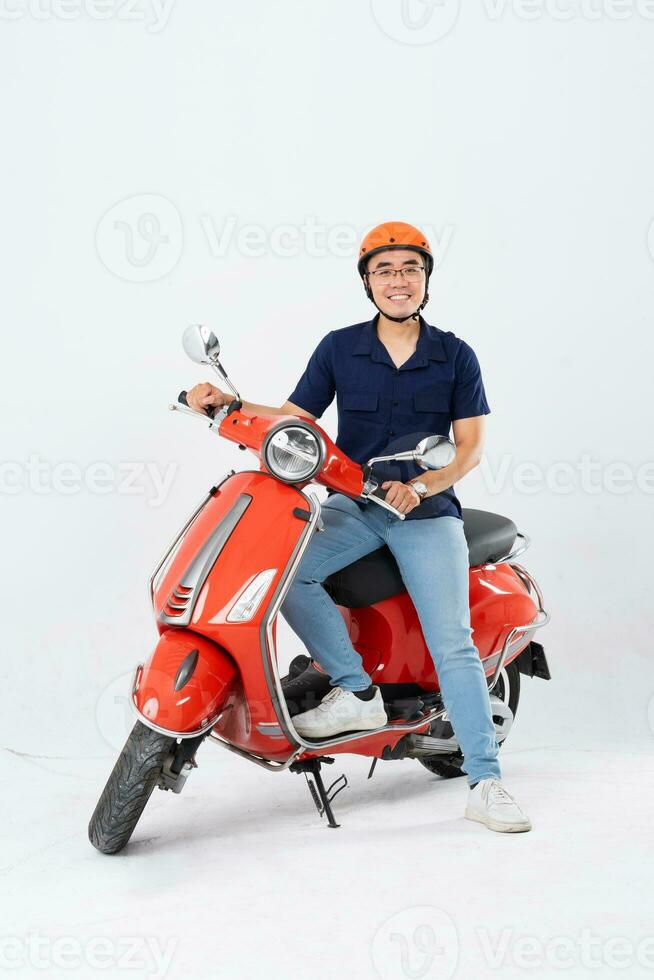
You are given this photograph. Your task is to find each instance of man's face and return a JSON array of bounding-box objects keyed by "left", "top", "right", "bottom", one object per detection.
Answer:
[{"left": 365, "top": 248, "right": 426, "bottom": 321}]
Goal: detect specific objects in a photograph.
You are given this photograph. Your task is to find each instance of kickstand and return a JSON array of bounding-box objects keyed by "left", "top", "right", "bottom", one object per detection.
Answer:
[
  {"left": 367, "top": 757, "right": 378, "bottom": 780},
  {"left": 292, "top": 758, "right": 348, "bottom": 828}
]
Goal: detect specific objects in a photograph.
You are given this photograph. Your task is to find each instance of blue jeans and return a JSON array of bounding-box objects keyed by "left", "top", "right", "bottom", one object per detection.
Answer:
[{"left": 280, "top": 493, "right": 501, "bottom": 785}]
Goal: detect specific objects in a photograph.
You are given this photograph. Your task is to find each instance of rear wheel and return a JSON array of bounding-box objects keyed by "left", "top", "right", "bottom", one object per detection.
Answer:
[
  {"left": 418, "top": 662, "right": 521, "bottom": 780},
  {"left": 88, "top": 721, "right": 175, "bottom": 855}
]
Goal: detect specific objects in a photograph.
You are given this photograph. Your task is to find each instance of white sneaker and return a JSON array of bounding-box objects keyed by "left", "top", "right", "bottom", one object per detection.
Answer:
[
  {"left": 292, "top": 686, "right": 387, "bottom": 738},
  {"left": 465, "top": 779, "right": 532, "bottom": 833}
]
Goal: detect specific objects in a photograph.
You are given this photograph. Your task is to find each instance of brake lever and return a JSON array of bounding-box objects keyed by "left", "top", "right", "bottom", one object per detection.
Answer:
[{"left": 362, "top": 485, "right": 406, "bottom": 520}]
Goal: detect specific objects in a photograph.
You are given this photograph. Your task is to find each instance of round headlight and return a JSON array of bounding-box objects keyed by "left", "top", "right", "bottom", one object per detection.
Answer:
[{"left": 263, "top": 424, "right": 324, "bottom": 483}]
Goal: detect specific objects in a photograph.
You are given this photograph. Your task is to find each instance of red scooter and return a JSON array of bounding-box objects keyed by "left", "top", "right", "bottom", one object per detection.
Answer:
[{"left": 89, "top": 325, "right": 550, "bottom": 853}]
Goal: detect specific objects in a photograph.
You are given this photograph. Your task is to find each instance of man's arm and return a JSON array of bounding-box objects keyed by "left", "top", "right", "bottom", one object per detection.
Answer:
[
  {"left": 186, "top": 383, "right": 316, "bottom": 420},
  {"left": 382, "top": 416, "right": 486, "bottom": 514},
  {"left": 241, "top": 398, "right": 316, "bottom": 419},
  {"left": 416, "top": 416, "right": 486, "bottom": 496}
]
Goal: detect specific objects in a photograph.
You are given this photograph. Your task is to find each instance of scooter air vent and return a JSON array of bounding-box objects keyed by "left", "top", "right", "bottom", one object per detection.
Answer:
[{"left": 159, "top": 494, "right": 252, "bottom": 627}]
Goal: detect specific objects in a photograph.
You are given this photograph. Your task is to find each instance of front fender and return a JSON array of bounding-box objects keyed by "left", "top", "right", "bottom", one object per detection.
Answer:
[{"left": 133, "top": 629, "right": 236, "bottom": 738}]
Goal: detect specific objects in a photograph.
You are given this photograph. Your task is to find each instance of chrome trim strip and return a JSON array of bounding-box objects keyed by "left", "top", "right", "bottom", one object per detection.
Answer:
[
  {"left": 487, "top": 531, "right": 531, "bottom": 566},
  {"left": 159, "top": 494, "right": 252, "bottom": 627},
  {"left": 487, "top": 563, "right": 550, "bottom": 691},
  {"left": 129, "top": 665, "right": 225, "bottom": 739},
  {"left": 256, "top": 723, "right": 285, "bottom": 739},
  {"left": 148, "top": 471, "right": 234, "bottom": 603},
  {"left": 207, "top": 733, "right": 303, "bottom": 771}
]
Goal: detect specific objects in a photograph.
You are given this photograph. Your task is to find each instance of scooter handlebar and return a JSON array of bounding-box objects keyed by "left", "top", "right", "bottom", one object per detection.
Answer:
[
  {"left": 178, "top": 390, "right": 217, "bottom": 420},
  {"left": 364, "top": 483, "right": 406, "bottom": 520},
  {"left": 369, "top": 484, "right": 389, "bottom": 502}
]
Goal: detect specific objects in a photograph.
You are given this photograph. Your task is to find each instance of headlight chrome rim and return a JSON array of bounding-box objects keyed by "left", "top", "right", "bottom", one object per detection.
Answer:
[{"left": 261, "top": 420, "right": 326, "bottom": 484}]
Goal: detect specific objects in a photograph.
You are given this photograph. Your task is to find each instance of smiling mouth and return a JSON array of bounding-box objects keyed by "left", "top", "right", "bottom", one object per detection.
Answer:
[{"left": 386, "top": 292, "right": 412, "bottom": 304}]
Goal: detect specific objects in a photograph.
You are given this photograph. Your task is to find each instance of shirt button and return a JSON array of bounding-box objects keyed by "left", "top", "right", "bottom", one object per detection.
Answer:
[
  {"left": 389, "top": 430, "right": 396, "bottom": 436},
  {"left": 392, "top": 400, "right": 398, "bottom": 407}
]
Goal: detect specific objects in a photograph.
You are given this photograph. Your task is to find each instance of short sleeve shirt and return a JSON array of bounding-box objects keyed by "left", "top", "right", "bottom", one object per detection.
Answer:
[{"left": 287, "top": 315, "right": 490, "bottom": 520}]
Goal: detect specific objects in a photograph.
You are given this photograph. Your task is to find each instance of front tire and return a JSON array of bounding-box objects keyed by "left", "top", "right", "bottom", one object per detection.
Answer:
[
  {"left": 419, "top": 661, "right": 521, "bottom": 780},
  {"left": 88, "top": 721, "right": 175, "bottom": 855}
]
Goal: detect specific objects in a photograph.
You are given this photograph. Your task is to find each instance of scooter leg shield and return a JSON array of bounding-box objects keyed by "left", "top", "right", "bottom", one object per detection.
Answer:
[{"left": 133, "top": 629, "right": 236, "bottom": 737}]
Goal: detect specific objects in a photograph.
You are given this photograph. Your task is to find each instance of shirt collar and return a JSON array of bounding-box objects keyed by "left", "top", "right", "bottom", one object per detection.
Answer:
[{"left": 352, "top": 315, "right": 447, "bottom": 366}]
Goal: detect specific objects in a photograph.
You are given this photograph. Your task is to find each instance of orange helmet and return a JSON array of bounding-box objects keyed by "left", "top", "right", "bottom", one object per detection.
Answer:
[
  {"left": 358, "top": 221, "right": 433, "bottom": 322},
  {"left": 357, "top": 221, "right": 434, "bottom": 278}
]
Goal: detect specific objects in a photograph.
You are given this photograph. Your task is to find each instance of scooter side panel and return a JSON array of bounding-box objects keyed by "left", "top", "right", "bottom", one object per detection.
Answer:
[{"left": 347, "top": 562, "right": 539, "bottom": 690}]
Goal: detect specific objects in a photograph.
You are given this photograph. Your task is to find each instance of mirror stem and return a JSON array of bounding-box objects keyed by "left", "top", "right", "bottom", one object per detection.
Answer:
[{"left": 210, "top": 359, "right": 240, "bottom": 400}]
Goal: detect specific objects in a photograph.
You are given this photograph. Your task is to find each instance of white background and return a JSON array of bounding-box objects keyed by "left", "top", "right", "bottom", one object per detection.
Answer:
[{"left": 2, "top": 2, "right": 654, "bottom": 979}]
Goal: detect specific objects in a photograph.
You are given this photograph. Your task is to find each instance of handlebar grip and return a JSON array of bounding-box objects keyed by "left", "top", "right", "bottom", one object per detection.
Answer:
[
  {"left": 370, "top": 485, "right": 389, "bottom": 502},
  {"left": 178, "top": 390, "right": 218, "bottom": 420}
]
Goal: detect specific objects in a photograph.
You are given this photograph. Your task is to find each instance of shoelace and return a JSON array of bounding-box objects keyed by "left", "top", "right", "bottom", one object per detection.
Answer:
[
  {"left": 486, "top": 780, "right": 518, "bottom": 807},
  {"left": 316, "top": 687, "right": 345, "bottom": 712}
]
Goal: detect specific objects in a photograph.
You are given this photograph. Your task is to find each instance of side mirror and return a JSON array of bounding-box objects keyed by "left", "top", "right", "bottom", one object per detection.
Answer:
[
  {"left": 182, "top": 324, "right": 220, "bottom": 365},
  {"left": 415, "top": 435, "right": 456, "bottom": 470}
]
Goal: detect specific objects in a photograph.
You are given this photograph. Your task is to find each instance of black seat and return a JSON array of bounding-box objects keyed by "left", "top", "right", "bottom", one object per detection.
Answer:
[{"left": 323, "top": 508, "right": 517, "bottom": 609}]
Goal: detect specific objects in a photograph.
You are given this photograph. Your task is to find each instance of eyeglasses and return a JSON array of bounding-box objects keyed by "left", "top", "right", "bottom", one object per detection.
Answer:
[{"left": 367, "top": 266, "right": 425, "bottom": 283}]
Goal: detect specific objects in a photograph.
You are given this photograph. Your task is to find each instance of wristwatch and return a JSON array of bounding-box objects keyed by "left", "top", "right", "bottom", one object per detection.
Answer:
[{"left": 409, "top": 480, "right": 429, "bottom": 501}]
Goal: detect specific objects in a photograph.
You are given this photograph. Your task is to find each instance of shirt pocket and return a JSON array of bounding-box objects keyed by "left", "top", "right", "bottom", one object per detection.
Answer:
[
  {"left": 413, "top": 385, "right": 452, "bottom": 430},
  {"left": 342, "top": 391, "right": 380, "bottom": 420}
]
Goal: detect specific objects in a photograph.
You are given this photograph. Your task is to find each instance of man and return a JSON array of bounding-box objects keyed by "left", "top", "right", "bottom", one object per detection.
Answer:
[{"left": 187, "top": 221, "right": 531, "bottom": 833}]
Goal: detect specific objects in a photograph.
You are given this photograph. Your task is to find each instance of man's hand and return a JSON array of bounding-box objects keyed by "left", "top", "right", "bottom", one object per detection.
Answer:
[
  {"left": 187, "top": 382, "right": 231, "bottom": 415},
  {"left": 380, "top": 480, "right": 421, "bottom": 515}
]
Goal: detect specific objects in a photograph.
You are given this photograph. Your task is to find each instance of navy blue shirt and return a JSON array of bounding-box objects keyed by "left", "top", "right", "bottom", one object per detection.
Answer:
[{"left": 287, "top": 316, "right": 490, "bottom": 520}]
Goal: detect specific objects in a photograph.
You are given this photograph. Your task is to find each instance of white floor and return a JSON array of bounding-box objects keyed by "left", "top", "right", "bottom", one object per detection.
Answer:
[{"left": 4, "top": 690, "right": 654, "bottom": 980}]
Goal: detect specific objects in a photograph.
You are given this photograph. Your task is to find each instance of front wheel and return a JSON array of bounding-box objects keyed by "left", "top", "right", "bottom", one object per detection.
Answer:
[
  {"left": 88, "top": 721, "right": 175, "bottom": 855},
  {"left": 419, "top": 661, "right": 521, "bottom": 780}
]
